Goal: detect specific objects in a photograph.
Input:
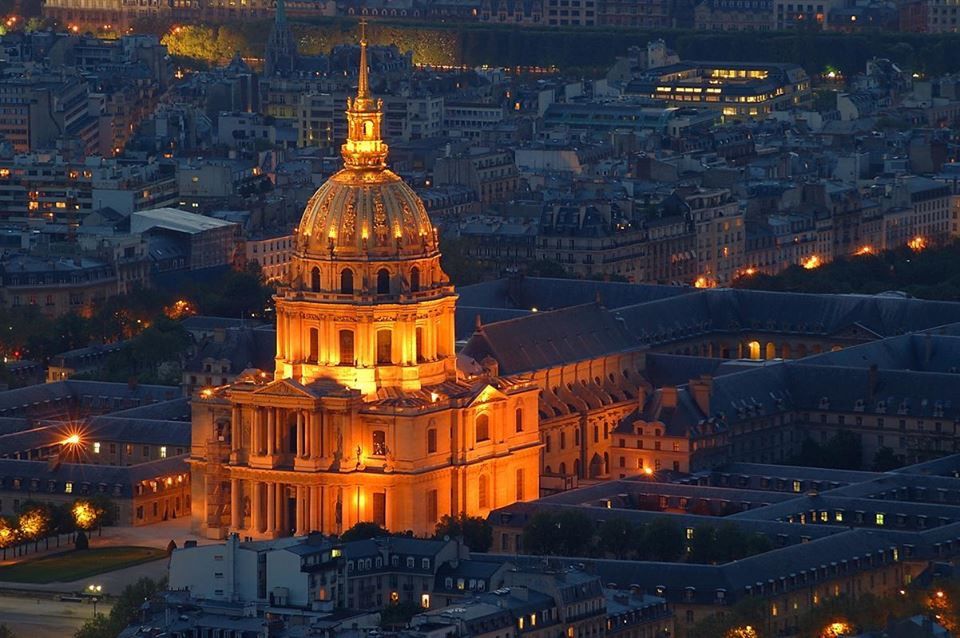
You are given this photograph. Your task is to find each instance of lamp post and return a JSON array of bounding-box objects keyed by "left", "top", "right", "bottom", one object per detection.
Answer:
[{"left": 87, "top": 583, "right": 102, "bottom": 617}]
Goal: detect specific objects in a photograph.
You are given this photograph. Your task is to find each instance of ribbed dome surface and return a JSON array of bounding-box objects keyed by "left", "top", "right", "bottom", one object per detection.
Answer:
[{"left": 295, "top": 168, "right": 436, "bottom": 258}]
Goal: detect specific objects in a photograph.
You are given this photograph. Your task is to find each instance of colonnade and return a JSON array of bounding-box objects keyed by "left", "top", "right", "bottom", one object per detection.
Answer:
[
  {"left": 230, "top": 478, "right": 325, "bottom": 537},
  {"left": 230, "top": 405, "right": 324, "bottom": 460}
]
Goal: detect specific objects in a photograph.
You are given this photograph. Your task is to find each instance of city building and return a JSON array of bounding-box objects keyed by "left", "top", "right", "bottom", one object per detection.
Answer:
[
  {"left": 625, "top": 61, "right": 812, "bottom": 120},
  {"left": 0, "top": 253, "right": 121, "bottom": 318},
  {"left": 0, "top": 154, "right": 177, "bottom": 224},
  {"left": 244, "top": 232, "right": 295, "bottom": 283},
  {"left": 0, "top": 381, "right": 187, "bottom": 526}
]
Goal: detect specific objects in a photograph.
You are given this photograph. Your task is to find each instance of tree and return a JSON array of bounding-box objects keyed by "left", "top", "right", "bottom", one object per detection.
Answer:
[
  {"left": 433, "top": 514, "right": 493, "bottom": 553},
  {"left": 554, "top": 510, "right": 595, "bottom": 556},
  {"left": 597, "top": 518, "right": 636, "bottom": 559},
  {"left": 340, "top": 522, "right": 390, "bottom": 542},
  {"left": 521, "top": 510, "right": 594, "bottom": 557},
  {"left": 522, "top": 511, "right": 560, "bottom": 555},
  {"left": 641, "top": 517, "right": 684, "bottom": 561},
  {"left": 73, "top": 614, "right": 113, "bottom": 638},
  {"left": 688, "top": 524, "right": 718, "bottom": 563},
  {"left": 0, "top": 515, "right": 17, "bottom": 560},
  {"left": 872, "top": 446, "right": 901, "bottom": 471}
]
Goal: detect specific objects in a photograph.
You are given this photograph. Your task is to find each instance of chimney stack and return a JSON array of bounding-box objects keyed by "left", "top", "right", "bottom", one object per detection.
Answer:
[
  {"left": 689, "top": 375, "right": 713, "bottom": 415},
  {"left": 868, "top": 363, "right": 878, "bottom": 400},
  {"left": 661, "top": 386, "right": 678, "bottom": 409}
]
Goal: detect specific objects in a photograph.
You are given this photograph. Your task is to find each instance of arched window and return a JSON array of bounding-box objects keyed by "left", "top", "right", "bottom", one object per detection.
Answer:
[
  {"left": 376, "top": 329, "right": 392, "bottom": 365},
  {"left": 416, "top": 326, "right": 425, "bottom": 362},
  {"left": 476, "top": 413, "right": 489, "bottom": 443},
  {"left": 410, "top": 266, "right": 420, "bottom": 292},
  {"left": 338, "top": 330, "right": 354, "bottom": 366},
  {"left": 311, "top": 267, "right": 321, "bottom": 292},
  {"left": 478, "top": 475, "right": 489, "bottom": 509},
  {"left": 372, "top": 430, "right": 386, "bottom": 456},
  {"left": 559, "top": 462, "right": 567, "bottom": 475},
  {"left": 427, "top": 428, "right": 437, "bottom": 453},
  {"left": 515, "top": 407, "right": 523, "bottom": 432},
  {"left": 340, "top": 269, "right": 354, "bottom": 295},
  {"left": 377, "top": 268, "right": 390, "bottom": 295},
  {"left": 363, "top": 120, "right": 374, "bottom": 137},
  {"left": 308, "top": 328, "right": 319, "bottom": 364}
]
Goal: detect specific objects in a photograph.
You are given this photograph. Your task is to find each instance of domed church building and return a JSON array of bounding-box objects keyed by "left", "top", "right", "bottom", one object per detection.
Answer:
[{"left": 189, "top": 24, "right": 541, "bottom": 539}]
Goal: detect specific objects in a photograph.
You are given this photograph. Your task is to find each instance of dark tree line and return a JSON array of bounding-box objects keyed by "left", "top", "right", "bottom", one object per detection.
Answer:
[{"left": 521, "top": 510, "right": 773, "bottom": 564}]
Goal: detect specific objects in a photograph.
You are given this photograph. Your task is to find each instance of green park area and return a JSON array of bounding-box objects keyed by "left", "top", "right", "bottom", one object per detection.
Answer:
[{"left": 0, "top": 546, "right": 166, "bottom": 584}]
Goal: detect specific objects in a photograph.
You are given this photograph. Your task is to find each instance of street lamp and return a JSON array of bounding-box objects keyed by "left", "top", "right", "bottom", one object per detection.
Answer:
[{"left": 87, "top": 583, "right": 102, "bottom": 616}]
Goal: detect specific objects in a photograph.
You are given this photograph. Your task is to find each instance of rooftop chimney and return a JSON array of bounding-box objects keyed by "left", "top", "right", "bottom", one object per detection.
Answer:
[
  {"left": 868, "top": 363, "right": 878, "bottom": 400},
  {"left": 661, "top": 386, "right": 678, "bottom": 409},
  {"left": 689, "top": 375, "right": 713, "bottom": 415}
]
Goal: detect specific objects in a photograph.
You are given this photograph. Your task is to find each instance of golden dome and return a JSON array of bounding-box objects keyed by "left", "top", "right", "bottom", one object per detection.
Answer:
[
  {"left": 295, "top": 168, "right": 437, "bottom": 258},
  {"left": 293, "top": 19, "right": 436, "bottom": 260}
]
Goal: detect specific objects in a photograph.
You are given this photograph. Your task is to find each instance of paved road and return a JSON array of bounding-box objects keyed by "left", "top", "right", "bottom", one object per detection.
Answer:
[{"left": 0, "top": 593, "right": 113, "bottom": 638}]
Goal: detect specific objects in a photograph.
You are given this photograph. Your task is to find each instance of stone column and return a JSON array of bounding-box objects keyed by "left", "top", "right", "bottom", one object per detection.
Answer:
[
  {"left": 266, "top": 481, "right": 276, "bottom": 535},
  {"left": 230, "top": 478, "right": 241, "bottom": 530},
  {"left": 296, "top": 411, "right": 305, "bottom": 458},
  {"left": 251, "top": 481, "right": 263, "bottom": 534},
  {"left": 276, "top": 312, "right": 285, "bottom": 360},
  {"left": 295, "top": 486, "right": 306, "bottom": 536},
  {"left": 231, "top": 406, "right": 241, "bottom": 453},
  {"left": 267, "top": 408, "right": 276, "bottom": 456},
  {"left": 310, "top": 485, "right": 321, "bottom": 533},
  {"left": 312, "top": 412, "right": 322, "bottom": 458}
]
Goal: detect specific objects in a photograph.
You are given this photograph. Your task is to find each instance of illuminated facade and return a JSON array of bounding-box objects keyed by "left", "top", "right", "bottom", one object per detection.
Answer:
[
  {"left": 190, "top": 26, "right": 541, "bottom": 539},
  {"left": 627, "top": 62, "right": 811, "bottom": 120}
]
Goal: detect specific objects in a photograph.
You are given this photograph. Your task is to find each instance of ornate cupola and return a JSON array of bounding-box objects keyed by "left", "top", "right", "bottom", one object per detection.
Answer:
[{"left": 275, "top": 20, "right": 457, "bottom": 396}]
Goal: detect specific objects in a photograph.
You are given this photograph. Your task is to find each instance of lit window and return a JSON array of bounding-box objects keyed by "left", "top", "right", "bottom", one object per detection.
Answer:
[
  {"left": 420, "top": 593, "right": 430, "bottom": 608},
  {"left": 65, "top": 482, "right": 73, "bottom": 494},
  {"left": 876, "top": 513, "right": 884, "bottom": 526},
  {"left": 93, "top": 442, "right": 101, "bottom": 454},
  {"left": 160, "top": 446, "right": 167, "bottom": 458}
]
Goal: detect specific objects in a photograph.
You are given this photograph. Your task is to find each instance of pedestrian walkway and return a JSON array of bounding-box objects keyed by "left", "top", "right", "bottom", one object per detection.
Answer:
[{"left": 0, "top": 518, "right": 215, "bottom": 593}]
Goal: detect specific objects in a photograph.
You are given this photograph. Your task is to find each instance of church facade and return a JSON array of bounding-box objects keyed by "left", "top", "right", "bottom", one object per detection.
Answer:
[{"left": 189, "top": 27, "right": 540, "bottom": 539}]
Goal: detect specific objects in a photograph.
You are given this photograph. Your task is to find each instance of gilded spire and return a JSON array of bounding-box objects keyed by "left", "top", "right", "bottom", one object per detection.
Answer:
[
  {"left": 342, "top": 18, "right": 388, "bottom": 170},
  {"left": 357, "top": 18, "right": 370, "bottom": 101}
]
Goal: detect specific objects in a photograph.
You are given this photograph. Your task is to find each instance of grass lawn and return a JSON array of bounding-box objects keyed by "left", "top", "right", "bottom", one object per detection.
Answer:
[{"left": 0, "top": 546, "right": 166, "bottom": 584}]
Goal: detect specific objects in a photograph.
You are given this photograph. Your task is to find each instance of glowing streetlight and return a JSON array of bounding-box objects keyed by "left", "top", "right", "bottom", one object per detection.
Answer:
[
  {"left": 61, "top": 433, "right": 81, "bottom": 446},
  {"left": 87, "top": 584, "right": 103, "bottom": 616}
]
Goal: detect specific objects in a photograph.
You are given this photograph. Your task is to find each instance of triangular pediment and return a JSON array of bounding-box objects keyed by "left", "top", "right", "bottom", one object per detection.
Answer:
[
  {"left": 466, "top": 384, "right": 508, "bottom": 407},
  {"left": 252, "top": 378, "right": 316, "bottom": 399}
]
